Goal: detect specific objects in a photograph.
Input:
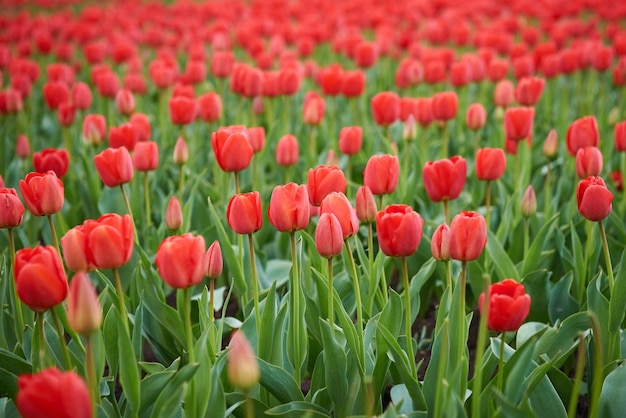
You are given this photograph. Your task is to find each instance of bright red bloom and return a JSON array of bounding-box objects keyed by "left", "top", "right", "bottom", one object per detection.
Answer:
[
  {"left": 227, "top": 192, "right": 263, "bottom": 235},
  {"left": 415, "top": 98, "right": 434, "bottom": 128},
  {"left": 108, "top": 122, "right": 138, "bottom": 151},
  {"left": 422, "top": 156, "right": 467, "bottom": 202},
  {"left": 276, "top": 134, "right": 299, "bottom": 167},
  {"left": 514, "top": 76, "right": 545, "bottom": 106},
  {"left": 42, "top": 81, "right": 69, "bottom": 110},
  {"left": 57, "top": 102, "right": 75, "bottom": 127},
  {"left": 494, "top": 80, "right": 514, "bottom": 108},
  {"left": 130, "top": 113, "right": 151, "bottom": 142},
  {"left": 566, "top": 116, "right": 599, "bottom": 156},
  {"left": 205, "top": 241, "right": 223, "bottom": 279},
  {"left": 431, "top": 223, "right": 450, "bottom": 261},
  {"left": 478, "top": 279, "right": 531, "bottom": 332},
  {"left": 132, "top": 141, "right": 159, "bottom": 172},
  {"left": 156, "top": 233, "right": 207, "bottom": 289},
  {"left": 211, "top": 125, "right": 253, "bottom": 172},
  {"left": 504, "top": 107, "right": 535, "bottom": 141},
  {"left": 576, "top": 147, "right": 603, "bottom": 178},
  {"left": 303, "top": 92, "right": 326, "bottom": 125},
  {"left": 319, "top": 192, "right": 358, "bottom": 240},
  {"left": 14, "top": 245, "right": 68, "bottom": 311},
  {"left": 82, "top": 114, "right": 107, "bottom": 146},
  {"left": 247, "top": 127, "right": 265, "bottom": 153},
  {"left": 211, "top": 51, "right": 235, "bottom": 78},
  {"left": 197, "top": 92, "right": 223, "bottom": 123},
  {"left": 341, "top": 70, "right": 366, "bottom": 98},
  {"left": 363, "top": 154, "right": 399, "bottom": 196},
  {"left": 33, "top": 148, "right": 69, "bottom": 178},
  {"left": 577, "top": 176, "right": 613, "bottom": 222},
  {"left": 19, "top": 171, "right": 64, "bottom": 216},
  {"left": 318, "top": 64, "right": 343, "bottom": 96},
  {"left": 94, "top": 146, "right": 134, "bottom": 187},
  {"left": 315, "top": 213, "right": 344, "bottom": 258},
  {"left": 17, "top": 368, "right": 92, "bottom": 418},
  {"left": 169, "top": 96, "right": 197, "bottom": 125},
  {"left": 371, "top": 91, "right": 400, "bottom": 127},
  {"left": 16, "top": 135, "right": 30, "bottom": 159},
  {"left": 448, "top": 210, "right": 487, "bottom": 261},
  {"left": 376, "top": 204, "right": 424, "bottom": 258},
  {"left": 307, "top": 165, "right": 347, "bottom": 206},
  {"left": 466, "top": 103, "right": 487, "bottom": 130},
  {"left": 475, "top": 148, "right": 506, "bottom": 181},
  {"left": 115, "top": 89, "right": 136, "bottom": 116},
  {"left": 615, "top": 121, "right": 626, "bottom": 152},
  {"left": 338, "top": 126, "right": 363, "bottom": 156},
  {"left": 268, "top": 183, "right": 310, "bottom": 232},
  {"left": 0, "top": 188, "right": 25, "bottom": 229},
  {"left": 432, "top": 91, "right": 458, "bottom": 122}
]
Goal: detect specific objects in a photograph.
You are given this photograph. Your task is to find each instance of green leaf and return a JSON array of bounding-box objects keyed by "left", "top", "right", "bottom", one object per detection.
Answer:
[
  {"left": 486, "top": 229, "right": 520, "bottom": 281},
  {"left": 609, "top": 249, "right": 626, "bottom": 333},
  {"left": 599, "top": 363, "right": 626, "bottom": 418},
  {"left": 142, "top": 285, "right": 186, "bottom": 349},
  {"left": 522, "top": 213, "right": 559, "bottom": 277},
  {"left": 258, "top": 358, "right": 305, "bottom": 403},
  {"left": 138, "top": 370, "right": 174, "bottom": 417},
  {"left": 548, "top": 273, "right": 579, "bottom": 324},
  {"left": 115, "top": 307, "right": 141, "bottom": 417},
  {"left": 149, "top": 364, "right": 199, "bottom": 418},
  {"left": 102, "top": 306, "right": 119, "bottom": 376},
  {"left": 318, "top": 319, "right": 348, "bottom": 412},
  {"left": 265, "top": 401, "right": 331, "bottom": 417}
]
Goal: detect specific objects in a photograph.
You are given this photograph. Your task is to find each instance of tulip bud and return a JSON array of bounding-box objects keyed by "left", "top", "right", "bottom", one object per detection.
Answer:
[
  {"left": 520, "top": 185, "right": 537, "bottom": 217},
  {"left": 276, "top": 134, "right": 299, "bottom": 167},
  {"left": 615, "top": 121, "right": 626, "bottom": 152},
  {"left": 165, "top": 196, "right": 183, "bottom": 230},
  {"left": 16, "top": 134, "right": 31, "bottom": 159},
  {"left": 575, "top": 147, "right": 603, "bottom": 178},
  {"left": 608, "top": 107, "right": 620, "bottom": 126},
  {"left": 478, "top": 279, "right": 531, "bottom": 332},
  {"left": 326, "top": 149, "right": 339, "bottom": 167},
  {"left": 338, "top": 126, "right": 363, "bottom": 155},
  {"left": 206, "top": 241, "right": 223, "bottom": 279},
  {"left": 448, "top": 210, "right": 487, "bottom": 261},
  {"left": 315, "top": 212, "right": 344, "bottom": 258},
  {"left": 466, "top": 103, "right": 487, "bottom": 130},
  {"left": 173, "top": 137, "right": 189, "bottom": 165},
  {"left": 431, "top": 223, "right": 450, "bottom": 261},
  {"left": 355, "top": 186, "right": 377, "bottom": 223},
  {"left": 115, "top": 88, "right": 136, "bottom": 116},
  {"left": 543, "top": 129, "right": 558, "bottom": 160},
  {"left": 0, "top": 188, "right": 25, "bottom": 229},
  {"left": 228, "top": 330, "right": 259, "bottom": 390},
  {"left": 67, "top": 272, "right": 102, "bottom": 335},
  {"left": 577, "top": 176, "right": 613, "bottom": 222},
  {"left": 402, "top": 115, "right": 417, "bottom": 141}
]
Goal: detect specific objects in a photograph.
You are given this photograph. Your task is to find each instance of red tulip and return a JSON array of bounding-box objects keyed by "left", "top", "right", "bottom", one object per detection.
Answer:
[
  {"left": 340, "top": 70, "right": 366, "bottom": 98},
  {"left": 165, "top": 196, "right": 183, "bottom": 231},
  {"left": 17, "top": 368, "right": 92, "bottom": 418},
  {"left": 609, "top": 171, "right": 624, "bottom": 192},
  {"left": 67, "top": 272, "right": 102, "bottom": 335},
  {"left": 268, "top": 183, "right": 310, "bottom": 232},
  {"left": 363, "top": 154, "right": 399, "bottom": 196},
  {"left": 575, "top": 147, "right": 603, "bottom": 178},
  {"left": 42, "top": 81, "right": 69, "bottom": 110},
  {"left": 615, "top": 121, "right": 626, "bottom": 152},
  {"left": 319, "top": 192, "right": 358, "bottom": 240},
  {"left": 415, "top": 98, "right": 434, "bottom": 128},
  {"left": 431, "top": 223, "right": 450, "bottom": 261},
  {"left": 71, "top": 82, "right": 92, "bottom": 111},
  {"left": 197, "top": 92, "right": 223, "bottom": 123},
  {"left": 566, "top": 116, "right": 599, "bottom": 156},
  {"left": 338, "top": 126, "right": 363, "bottom": 156},
  {"left": 494, "top": 80, "right": 514, "bottom": 108},
  {"left": 307, "top": 165, "right": 347, "bottom": 206},
  {"left": 248, "top": 127, "right": 266, "bottom": 154},
  {"left": 33, "top": 148, "right": 69, "bottom": 178},
  {"left": 504, "top": 107, "right": 534, "bottom": 141},
  {"left": 169, "top": 96, "right": 197, "bottom": 125},
  {"left": 156, "top": 233, "right": 207, "bottom": 289},
  {"left": 466, "top": 103, "right": 487, "bottom": 130},
  {"left": 82, "top": 114, "right": 107, "bottom": 146},
  {"left": 130, "top": 113, "right": 151, "bottom": 142},
  {"left": 303, "top": 92, "right": 326, "bottom": 125},
  {"left": 475, "top": 148, "right": 506, "bottom": 181},
  {"left": 432, "top": 91, "right": 458, "bottom": 122},
  {"left": 211, "top": 51, "right": 235, "bottom": 78},
  {"left": 478, "top": 279, "right": 531, "bottom": 332},
  {"left": 0, "top": 188, "right": 25, "bottom": 228},
  {"left": 318, "top": 64, "right": 343, "bottom": 96},
  {"left": 206, "top": 240, "right": 223, "bottom": 279},
  {"left": 422, "top": 156, "right": 467, "bottom": 202},
  {"left": 355, "top": 185, "right": 377, "bottom": 223},
  {"left": 448, "top": 210, "right": 487, "bottom": 261},
  {"left": 132, "top": 141, "right": 159, "bottom": 172},
  {"left": 211, "top": 125, "right": 254, "bottom": 172},
  {"left": 16, "top": 134, "right": 30, "bottom": 159},
  {"left": 371, "top": 91, "right": 400, "bottom": 127},
  {"left": 514, "top": 76, "right": 545, "bottom": 106},
  {"left": 276, "top": 134, "right": 299, "bottom": 166},
  {"left": 14, "top": 245, "right": 68, "bottom": 311},
  {"left": 57, "top": 102, "right": 75, "bottom": 127},
  {"left": 115, "top": 89, "right": 135, "bottom": 116},
  {"left": 108, "top": 122, "right": 138, "bottom": 151},
  {"left": 315, "top": 212, "right": 344, "bottom": 258},
  {"left": 577, "top": 176, "right": 613, "bottom": 222},
  {"left": 227, "top": 192, "right": 263, "bottom": 235},
  {"left": 19, "top": 171, "right": 64, "bottom": 216},
  {"left": 94, "top": 146, "right": 134, "bottom": 187},
  {"left": 375, "top": 204, "right": 424, "bottom": 258}
]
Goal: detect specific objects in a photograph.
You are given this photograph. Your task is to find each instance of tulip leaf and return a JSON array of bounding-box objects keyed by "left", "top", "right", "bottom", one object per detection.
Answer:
[
  {"left": 224, "top": 392, "right": 269, "bottom": 418},
  {"left": 207, "top": 197, "right": 247, "bottom": 299},
  {"left": 258, "top": 357, "right": 305, "bottom": 403},
  {"left": 522, "top": 213, "right": 559, "bottom": 277},
  {"left": 608, "top": 249, "right": 626, "bottom": 334},
  {"left": 599, "top": 363, "right": 626, "bottom": 418},
  {"left": 115, "top": 307, "right": 141, "bottom": 417},
  {"left": 486, "top": 229, "right": 520, "bottom": 281},
  {"left": 138, "top": 370, "right": 174, "bottom": 417},
  {"left": 141, "top": 285, "right": 186, "bottom": 352},
  {"left": 102, "top": 305, "right": 120, "bottom": 376},
  {"left": 149, "top": 363, "right": 198, "bottom": 418},
  {"left": 265, "top": 401, "right": 331, "bottom": 417},
  {"left": 548, "top": 272, "right": 579, "bottom": 324},
  {"left": 318, "top": 319, "right": 348, "bottom": 412}
]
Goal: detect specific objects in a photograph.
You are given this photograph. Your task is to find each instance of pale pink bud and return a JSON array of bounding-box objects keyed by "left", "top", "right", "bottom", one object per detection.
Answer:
[
  {"left": 431, "top": 223, "right": 450, "bottom": 261},
  {"left": 543, "top": 129, "right": 558, "bottom": 160},
  {"left": 173, "top": 137, "right": 188, "bottom": 165},
  {"left": 67, "top": 272, "right": 102, "bottom": 335},
  {"left": 355, "top": 185, "right": 377, "bottom": 223},
  {"left": 205, "top": 240, "right": 223, "bottom": 279},
  {"left": 228, "top": 330, "right": 259, "bottom": 389},
  {"left": 165, "top": 196, "right": 183, "bottom": 230},
  {"left": 521, "top": 185, "right": 537, "bottom": 217}
]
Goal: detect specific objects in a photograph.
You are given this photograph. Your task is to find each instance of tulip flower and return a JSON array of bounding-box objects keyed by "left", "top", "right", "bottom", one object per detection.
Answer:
[
  {"left": 72, "top": 81, "right": 93, "bottom": 110},
  {"left": 363, "top": 154, "right": 400, "bottom": 199},
  {"left": 67, "top": 272, "right": 102, "bottom": 336},
  {"left": 16, "top": 134, "right": 31, "bottom": 159},
  {"left": 315, "top": 212, "right": 344, "bottom": 259},
  {"left": 16, "top": 368, "right": 92, "bottom": 418},
  {"left": 82, "top": 114, "right": 107, "bottom": 146},
  {"left": 268, "top": 183, "right": 310, "bottom": 232},
  {"left": 475, "top": 148, "right": 506, "bottom": 181},
  {"left": 340, "top": 70, "right": 366, "bottom": 98},
  {"left": 577, "top": 176, "right": 613, "bottom": 222},
  {"left": 431, "top": 223, "right": 451, "bottom": 262},
  {"left": 57, "top": 102, "right": 75, "bottom": 128},
  {"left": 355, "top": 185, "right": 377, "bottom": 224},
  {"left": 478, "top": 279, "right": 531, "bottom": 332},
  {"left": 432, "top": 91, "right": 458, "bottom": 122},
  {"left": 449, "top": 210, "right": 487, "bottom": 262},
  {"left": 0, "top": 188, "right": 25, "bottom": 229},
  {"left": 227, "top": 192, "right": 263, "bottom": 235},
  {"left": 307, "top": 165, "right": 347, "bottom": 206},
  {"left": 494, "top": 80, "right": 514, "bottom": 109},
  {"left": 212, "top": 125, "right": 253, "bottom": 192},
  {"left": 33, "top": 148, "right": 70, "bottom": 178},
  {"left": 575, "top": 147, "right": 603, "bottom": 178},
  {"left": 371, "top": 91, "right": 400, "bottom": 127},
  {"left": 165, "top": 196, "right": 183, "bottom": 231},
  {"left": 504, "top": 107, "right": 534, "bottom": 142},
  {"left": 132, "top": 141, "right": 159, "bottom": 172},
  {"left": 19, "top": 171, "right": 64, "bottom": 217},
  {"left": 228, "top": 330, "right": 259, "bottom": 390},
  {"left": 276, "top": 134, "right": 299, "bottom": 167},
  {"left": 197, "top": 92, "right": 223, "bottom": 123},
  {"left": 173, "top": 136, "right": 189, "bottom": 165},
  {"left": 14, "top": 245, "right": 68, "bottom": 311},
  {"left": 375, "top": 204, "right": 424, "bottom": 258},
  {"left": 566, "top": 116, "right": 599, "bottom": 156},
  {"left": 94, "top": 146, "right": 134, "bottom": 187},
  {"left": 521, "top": 185, "right": 537, "bottom": 218},
  {"left": 42, "top": 81, "right": 69, "bottom": 110},
  {"left": 543, "top": 129, "right": 559, "bottom": 160},
  {"left": 303, "top": 92, "right": 326, "bottom": 125},
  {"left": 514, "top": 76, "right": 545, "bottom": 106},
  {"left": 156, "top": 233, "right": 207, "bottom": 289},
  {"left": 422, "top": 156, "right": 467, "bottom": 222},
  {"left": 130, "top": 113, "right": 151, "bottom": 142},
  {"left": 115, "top": 88, "right": 135, "bottom": 116},
  {"left": 206, "top": 240, "right": 223, "bottom": 279},
  {"left": 338, "top": 126, "right": 363, "bottom": 156},
  {"left": 108, "top": 122, "right": 138, "bottom": 151},
  {"left": 247, "top": 127, "right": 266, "bottom": 154},
  {"left": 614, "top": 121, "right": 626, "bottom": 152},
  {"left": 466, "top": 103, "right": 487, "bottom": 131},
  {"left": 169, "top": 96, "right": 197, "bottom": 125}
]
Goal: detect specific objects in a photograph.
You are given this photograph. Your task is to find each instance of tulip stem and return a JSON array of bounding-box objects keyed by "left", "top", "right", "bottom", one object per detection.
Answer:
[
  {"left": 113, "top": 268, "right": 129, "bottom": 334},
  {"left": 234, "top": 171, "right": 240, "bottom": 195},
  {"left": 289, "top": 232, "right": 302, "bottom": 385},
  {"left": 523, "top": 217, "right": 530, "bottom": 260},
  {"left": 441, "top": 123, "right": 449, "bottom": 158},
  {"left": 182, "top": 287, "right": 197, "bottom": 418},
  {"left": 327, "top": 257, "right": 335, "bottom": 333},
  {"left": 544, "top": 163, "right": 552, "bottom": 218},
  {"left": 567, "top": 334, "right": 587, "bottom": 418},
  {"left": 8, "top": 228, "right": 25, "bottom": 339},
  {"left": 62, "top": 126, "right": 72, "bottom": 158},
  {"left": 50, "top": 308, "right": 72, "bottom": 370},
  {"left": 86, "top": 335, "right": 100, "bottom": 407},
  {"left": 401, "top": 257, "right": 417, "bottom": 378},
  {"left": 119, "top": 185, "right": 138, "bottom": 245},
  {"left": 309, "top": 125, "right": 316, "bottom": 166},
  {"left": 472, "top": 275, "right": 491, "bottom": 418},
  {"left": 248, "top": 234, "right": 261, "bottom": 335},
  {"left": 588, "top": 313, "right": 604, "bottom": 418},
  {"left": 445, "top": 260, "right": 452, "bottom": 307},
  {"left": 244, "top": 390, "right": 254, "bottom": 418},
  {"left": 209, "top": 279, "right": 215, "bottom": 323},
  {"left": 598, "top": 222, "right": 615, "bottom": 294},
  {"left": 36, "top": 311, "right": 47, "bottom": 372},
  {"left": 580, "top": 221, "right": 594, "bottom": 301},
  {"left": 443, "top": 200, "right": 450, "bottom": 225},
  {"left": 497, "top": 334, "right": 506, "bottom": 395},
  {"left": 143, "top": 171, "right": 151, "bottom": 227},
  {"left": 47, "top": 214, "right": 60, "bottom": 255}
]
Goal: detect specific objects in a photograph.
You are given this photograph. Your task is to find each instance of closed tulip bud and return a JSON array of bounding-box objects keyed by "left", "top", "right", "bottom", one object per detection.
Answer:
[
  {"left": 247, "top": 127, "right": 266, "bottom": 153},
  {"left": 576, "top": 147, "right": 603, "bottom": 178},
  {"left": 375, "top": 204, "right": 424, "bottom": 258},
  {"left": 19, "top": 171, "right": 64, "bottom": 216},
  {"left": 449, "top": 210, "right": 487, "bottom": 261},
  {"left": 478, "top": 279, "right": 531, "bottom": 332},
  {"left": 475, "top": 148, "right": 506, "bottom": 181},
  {"left": 33, "top": 148, "right": 70, "bottom": 178},
  {"left": 415, "top": 98, "right": 434, "bottom": 128},
  {"left": 338, "top": 126, "right": 363, "bottom": 156},
  {"left": 504, "top": 107, "right": 534, "bottom": 141},
  {"left": 363, "top": 154, "right": 400, "bottom": 196},
  {"left": 0, "top": 188, "right": 25, "bottom": 228},
  {"left": 82, "top": 114, "right": 107, "bottom": 146},
  {"left": 130, "top": 113, "right": 151, "bottom": 142},
  {"left": 315, "top": 213, "right": 344, "bottom": 258},
  {"left": 466, "top": 103, "right": 487, "bottom": 130},
  {"left": 228, "top": 330, "right": 259, "bottom": 390},
  {"left": 108, "top": 122, "right": 138, "bottom": 151},
  {"left": 276, "top": 134, "right": 299, "bottom": 166},
  {"left": 115, "top": 88, "right": 135, "bottom": 116},
  {"left": 494, "top": 79, "right": 514, "bottom": 108},
  {"left": 156, "top": 233, "right": 207, "bottom": 289},
  {"left": 94, "top": 146, "right": 134, "bottom": 187},
  {"left": 57, "top": 102, "right": 75, "bottom": 127},
  {"left": 307, "top": 165, "right": 347, "bottom": 206},
  {"left": 303, "top": 93, "right": 325, "bottom": 125},
  {"left": 165, "top": 196, "right": 183, "bottom": 230},
  {"left": 432, "top": 91, "right": 459, "bottom": 122},
  {"left": 326, "top": 149, "right": 339, "bottom": 167},
  {"left": 320, "top": 192, "right": 358, "bottom": 240},
  {"left": 615, "top": 121, "right": 626, "bottom": 152},
  {"left": 173, "top": 137, "right": 189, "bottom": 165},
  {"left": 543, "top": 129, "right": 559, "bottom": 159},
  {"left": 17, "top": 368, "right": 92, "bottom": 418},
  {"left": 341, "top": 69, "right": 366, "bottom": 98},
  {"left": 608, "top": 108, "right": 620, "bottom": 126},
  {"left": 67, "top": 272, "right": 102, "bottom": 335},
  {"left": 371, "top": 91, "right": 400, "bottom": 127},
  {"left": 268, "top": 183, "right": 310, "bottom": 232},
  {"left": 422, "top": 156, "right": 467, "bottom": 202},
  {"left": 43, "top": 81, "right": 70, "bottom": 110},
  {"left": 227, "top": 192, "right": 263, "bottom": 235},
  {"left": 16, "top": 134, "right": 31, "bottom": 159},
  {"left": 132, "top": 141, "right": 159, "bottom": 172},
  {"left": 72, "top": 81, "right": 92, "bottom": 110},
  {"left": 355, "top": 185, "right": 377, "bottom": 223},
  {"left": 577, "top": 176, "right": 613, "bottom": 222},
  {"left": 169, "top": 96, "right": 197, "bottom": 125},
  {"left": 403, "top": 115, "right": 418, "bottom": 141},
  {"left": 14, "top": 245, "right": 68, "bottom": 311},
  {"left": 567, "top": 116, "right": 599, "bottom": 156},
  {"left": 431, "top": 223, "right": 450, "bottom": 261},
  {"left": 212, "top": 125, "right": 253, "bottom": 172},
  {"left": 514, "top": 76, "right": 545, "bottom": 106},
  {"left": 521, "top": 185, "right": 537, "bottom": 217},
  {"left": 206, "top": 240, "right": 223, "bottom": 279}
]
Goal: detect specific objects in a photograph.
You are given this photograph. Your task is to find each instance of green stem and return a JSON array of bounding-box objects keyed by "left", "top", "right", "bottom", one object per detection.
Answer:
[
  {"left": 459, "top": 261, "right": 468, "bottom": 366},
  {"left": 443, "top": 199, "right": 450, "bottom": 225},
  {"left": 309, "top": 125, "right": 316, "bottom": 167},
  {"left": 289, "top": 232, "right": 302, "bottom": 385},
  {"left": 62, "top": 126, "right": 72, "bottom": 158},
  {"left": 598, "top": 222, "right": 614, "bottom": 293},
  {"left": 113, "top": 268, "right": 129, "bottom": 334},
  {"left": 588, "top": 313, "right": 604, "bottom": 418},
  {"left": 36, "top": 311, "right": 47, "bottom": 372},
  {"left": 120, "top": 184, "right": 138, "bottom": 245},
  {"left": 178, "top": 164, "right": 185, "bottom": 202},
  {"left": 523, "top": 217, "right": 530, "bottom": 260},
  {"left": 8, "top": 228, "right": 25, "bottom": 338},
  {"left": 245, "top": 390, "right": 254, "bottom": 418},
  {"left": 143, "top": 171, "right": 151, "bottom": 227},
  {"left": 401, "top": 257, "right": 417, "bottom": 378},
  {"left": 51, "top": 308, "right": 72, "bottom": 370},
  {"left": 234, "top": 171, "right": 240, "bottom": 195},
  {"left": 47, "top": 214, "right": 60, "bottom": 255},
  {"left": 497, "top": 334, "right": 506, "bottom": 395},
  {"left": 472, "top": 275, "right": 491, "bottom": 418},
  {"left": 327, "top": 257, "right": 334, "bottom": 333},
  {"left": 441, "top": 123, "right": 449, "bottom": 158},
  {"left": 183, "top": 287, "right": 197, "bottom": 418},
  {"left": 86, "top": 335, "right": 100, "bottom": 408},
  {"left": 485, "top": 181, "right": 491, "bottom": 230},
  {"left": 567, "top": 334, "right": 586, "bottom": 418},
  {"left": 544, "top": 163, "right": 552, "bottom": 218},
  {"left": 581, "top": 221, "right": 594, "bottom": 301},
  {"left": 209, "top": 279, "right": 215, "bottom": 323},
  {"left": 445, "top": 260, "right": 452, "bottom": 307},
  {"left": 621, "top": 153, "right": 626, "bottom": 215},
  {"left": 248, "top": 234, "right": 260, "bottom": 334}
]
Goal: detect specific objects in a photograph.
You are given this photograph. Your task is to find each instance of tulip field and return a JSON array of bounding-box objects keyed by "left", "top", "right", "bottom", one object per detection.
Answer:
[{"left": 3, "top": 0, "right": 626, "bottom": 417}]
